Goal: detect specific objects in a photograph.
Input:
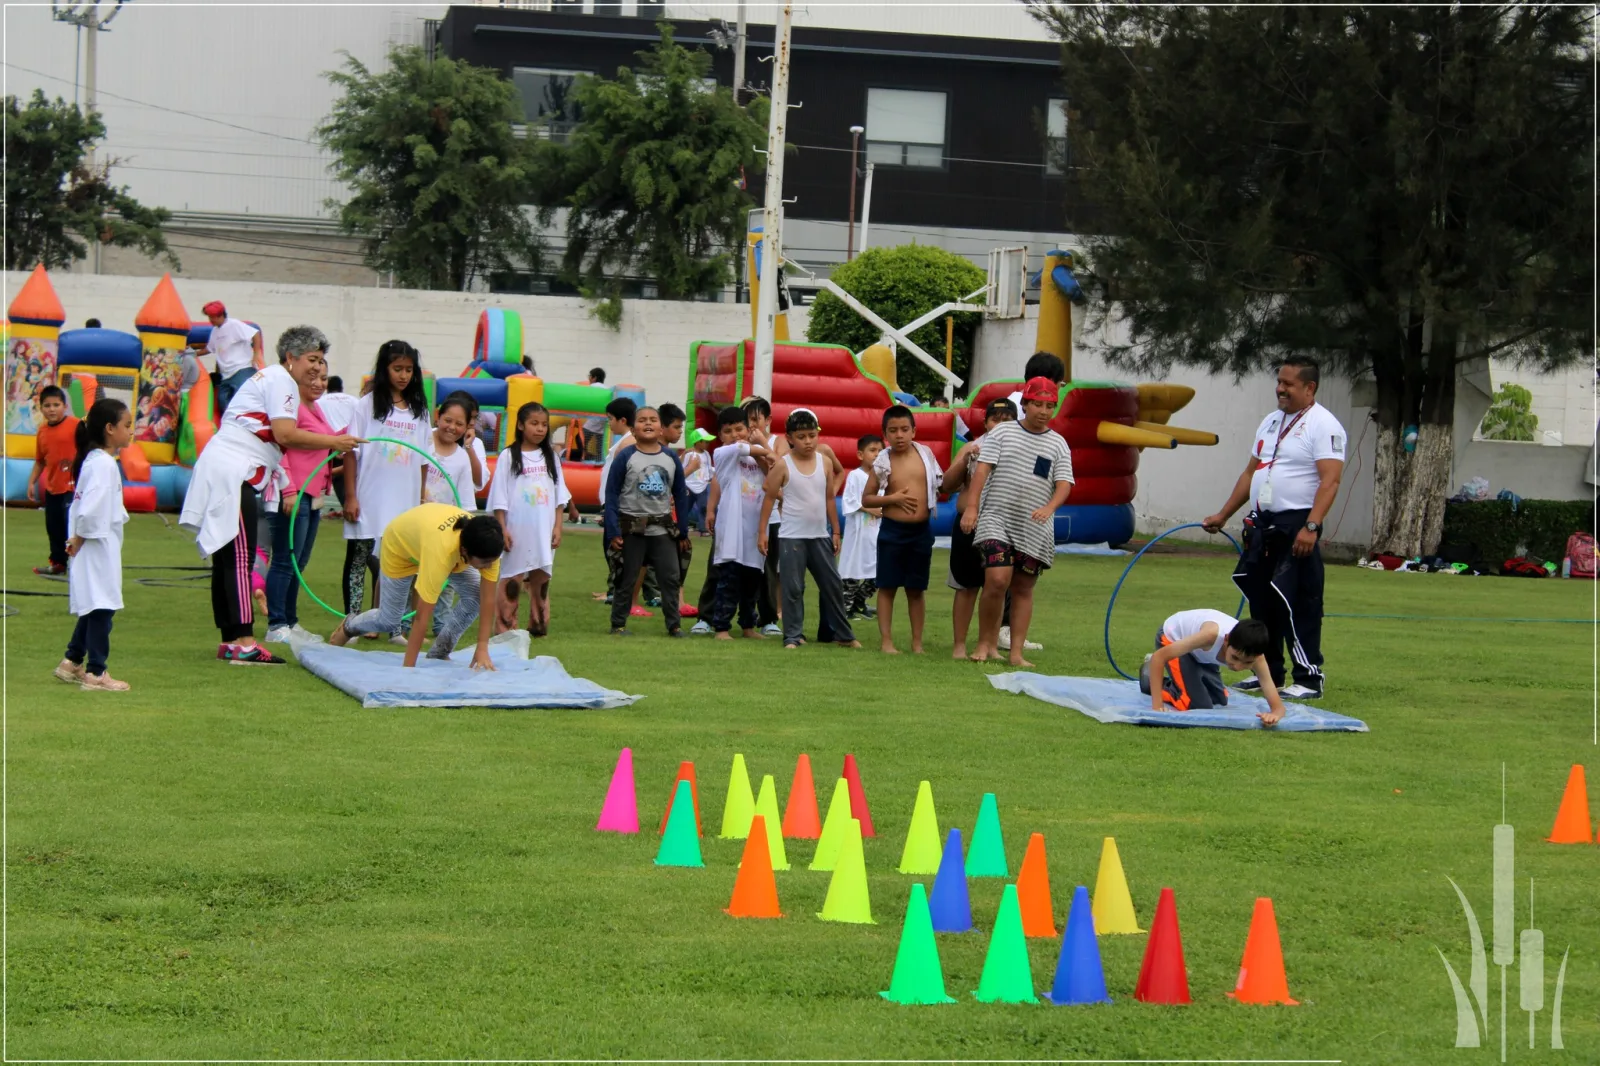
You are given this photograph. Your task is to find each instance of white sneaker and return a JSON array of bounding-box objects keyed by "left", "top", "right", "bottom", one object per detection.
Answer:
[
  {"left": 289, "top": 624, "right": 322, "bottom": 643},
  {"left": 761, "top": 623, "right": 782, "bottom": 637},
  {"left": 997, "top": 626, "right": 1044, "bottom": 652},
  {"left": 689, "top": 620, "right": 712, "bottom": 635},
  {"left": 1282, "top": 683, "right": 1323, "bottom": 700},
  {"left": 390, "top": 633, "right": 410, "bottom": 646},
  {"left": 264, "top": 625, "right": 293, "bottom": 644}
]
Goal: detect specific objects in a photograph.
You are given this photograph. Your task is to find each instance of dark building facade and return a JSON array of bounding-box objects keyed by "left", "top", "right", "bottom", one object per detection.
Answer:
[{"left": 438, "top": 7, "right": 1091, "bottom": 241}]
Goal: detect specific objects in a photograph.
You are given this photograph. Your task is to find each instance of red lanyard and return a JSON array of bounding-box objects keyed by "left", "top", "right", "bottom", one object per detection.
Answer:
[{"left": 1267, "top": 407, "right": 1309, "bottom": 462}]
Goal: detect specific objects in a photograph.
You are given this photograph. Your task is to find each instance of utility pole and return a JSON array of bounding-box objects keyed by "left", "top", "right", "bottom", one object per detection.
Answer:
[
  {"left": 732, "top": 0, "right": 747, "bottom": 104},
  {"left": 751, "top": 0, "right": 792, "bottom": 401},
  {"left": 857, "top": 162, "right": 875, "bottom": 254},
  {"left": 52, "top": 2, "right": 127, "bottom": 275}
]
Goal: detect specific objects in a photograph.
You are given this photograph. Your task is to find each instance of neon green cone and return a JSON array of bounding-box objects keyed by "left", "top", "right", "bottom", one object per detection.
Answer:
[
  {"left": 751, "top": 774, "right": 791, "bottom": 871},
  {"left": 973, "top": 884, "right": 1036, "bottom": 1003},
  {"left": 655, "top": 779, "right": 704, "bottom": 868},
  {"left": 966, "top": 791, "right": 1009, "bottom": 877},
  {"left": 718, "top": 753, "right": 756, "bottom": 839},
  {"left": 881, "top": 883, "right": 956, "bottom": 1004},
  {"left": 897, "top": 780, "right": 942, "bottom": 874},
  {"left": 818, "top": 819, "right": 874, "bottom": 924},
  {"left": 810, "top": 777, "right": 852, "bottom": 871}
]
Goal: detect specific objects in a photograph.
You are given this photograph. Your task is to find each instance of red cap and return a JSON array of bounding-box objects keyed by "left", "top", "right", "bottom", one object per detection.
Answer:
[
  {"left": 202, "top": 300, "right": 226, "bottom": 317},
  {"left": 1021, "top": 376, "right": 1059, "bottom": 403}
]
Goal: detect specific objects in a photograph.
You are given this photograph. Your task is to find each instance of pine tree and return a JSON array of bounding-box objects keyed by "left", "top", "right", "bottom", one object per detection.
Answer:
[{"left": 1033, "top": 4, "right": 1593, "bottom": 554}]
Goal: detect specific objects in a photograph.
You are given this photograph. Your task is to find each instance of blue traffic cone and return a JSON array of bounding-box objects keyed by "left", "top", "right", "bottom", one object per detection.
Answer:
[
  {"left": 928, "top": 828, "right": 973, "bottom": 933},
  {"left": 1043, "top": 885, "right": 1111, "bottom": 1005}
]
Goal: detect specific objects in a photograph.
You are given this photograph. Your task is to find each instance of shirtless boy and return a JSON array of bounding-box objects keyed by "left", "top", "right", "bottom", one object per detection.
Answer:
[{"left": 863, "top": 405, "right": 942, "bottom": 654}]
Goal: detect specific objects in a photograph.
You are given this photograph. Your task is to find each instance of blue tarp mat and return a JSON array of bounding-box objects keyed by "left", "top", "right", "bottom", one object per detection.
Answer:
[
  {"left": 987, "top": 673, "right": 1368, "bottom": 732},
  {"left": 292, "top": 633, "right": 642, "bottom": 710}
]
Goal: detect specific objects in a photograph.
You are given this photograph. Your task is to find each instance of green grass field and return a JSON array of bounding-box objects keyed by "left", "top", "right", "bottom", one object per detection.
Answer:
[{"left": 5, "top": 509, "right": 1595, "bottom": 1062}]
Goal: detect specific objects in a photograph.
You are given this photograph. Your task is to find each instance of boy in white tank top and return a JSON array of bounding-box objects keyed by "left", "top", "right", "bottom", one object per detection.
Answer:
[{"left": 757, "top": 410, "right": 859, "bottom": 649}]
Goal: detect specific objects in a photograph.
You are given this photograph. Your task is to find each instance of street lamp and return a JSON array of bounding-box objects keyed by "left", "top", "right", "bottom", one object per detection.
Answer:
[{"left": 846, "top": 125, "right": 864, "bottom": 261}]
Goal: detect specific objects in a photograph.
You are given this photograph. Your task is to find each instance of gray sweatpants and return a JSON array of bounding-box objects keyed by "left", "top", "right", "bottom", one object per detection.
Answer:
[
  {"left": 780, "top": 537, "right": 854, "bottom": 645},
  {"left": 345, "top": 570, "right": 482, "bottom": 659}
]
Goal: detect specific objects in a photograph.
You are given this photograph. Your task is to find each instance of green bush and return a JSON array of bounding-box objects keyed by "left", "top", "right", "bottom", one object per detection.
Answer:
[
  {"left": 805, "top": 244, "right": 985, "bottom": 402},
  {"left": 1441, "top": 499, "right": 1594, "bottom": 563}
]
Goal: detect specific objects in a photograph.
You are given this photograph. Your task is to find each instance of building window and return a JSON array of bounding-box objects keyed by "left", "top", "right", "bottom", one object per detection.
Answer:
[
  {"left": 865, "top": 88, "right": 946, "bottom": 169},
  {"left": 1046, "top": 98, "right": 1069, "bottom": 174},
  {"left": 513, "top": 67, "right": 587, "bottom": 141}
]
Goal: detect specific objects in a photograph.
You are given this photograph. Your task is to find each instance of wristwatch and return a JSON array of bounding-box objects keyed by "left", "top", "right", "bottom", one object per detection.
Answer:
[{"left": 1304, "top": 521, "right": 1322, "bottom": 534}]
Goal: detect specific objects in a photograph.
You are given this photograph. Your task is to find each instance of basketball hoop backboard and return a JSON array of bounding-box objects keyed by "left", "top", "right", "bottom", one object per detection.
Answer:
[{"left": 987, "top": 247, "right": 1027, "bottom": 319}]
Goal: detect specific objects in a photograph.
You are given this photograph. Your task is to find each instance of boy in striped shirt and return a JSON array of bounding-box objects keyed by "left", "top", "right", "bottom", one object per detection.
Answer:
[{"left": 960, "top": 377, "right": 1074, "bottom": 666}]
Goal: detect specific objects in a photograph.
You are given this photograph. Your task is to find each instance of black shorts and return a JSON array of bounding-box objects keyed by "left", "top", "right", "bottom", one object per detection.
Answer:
[
  {"left": 877, "top": 517, "right": 933, "bottom": 591},
  {"left": 947, "top": 524, "right": 984, "bottom": 591}
]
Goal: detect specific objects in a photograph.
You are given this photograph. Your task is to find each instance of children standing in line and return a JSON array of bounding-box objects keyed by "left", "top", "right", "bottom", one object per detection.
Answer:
[
  {"left": 342, "top": 341, "right": 432, "bottom": 630},
  {"left": 29, "top": 385, "right": 81, "bottom": 576},
  {"left": 839, "top": 434, "right": 883, "bottom": 619},
  {"left": 490, "top": 402, "right": 568, "bottom": 636},
  {"left": 708, "top": 406, "right": 771, "bottom": 639},
  {"left": 422, "top": 396, "right": 483, "bottom": 508},
  {"left": 942, "top": 397, "right": 1017, "bottom": 659},
  {"left": 758, "top": 410, "right": 858, "bottom": 649},
  {"left": 863, "top": 405, "right": 942, "bottom": 654},
  {"left": 54, "top": 398, "right": 132, "bottom": 691},
  {"left": 604, "top": 406, "right": 691, "bottom": 636},
  {"left": 962, "top": 377, "right": 1075, "bottom": 666}
]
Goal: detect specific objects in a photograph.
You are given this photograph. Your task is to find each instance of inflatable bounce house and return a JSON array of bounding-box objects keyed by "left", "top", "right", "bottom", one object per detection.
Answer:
[
  {"left": 437, "top": 308, "right": 644, "bottom": 506},
  {"left": 3, "top": 267, "right": 222, "bottom": 511},
  {"left": 686, "top": 250, "right": 1218, "bottom": 545}
]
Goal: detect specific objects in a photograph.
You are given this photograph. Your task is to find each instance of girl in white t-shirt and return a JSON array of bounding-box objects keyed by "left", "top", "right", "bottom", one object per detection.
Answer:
[
  {"left": 54, "top": 399, "right": 133, "bottom": 691},
  {"left": 489, "top": 402, "right": 568, "bottom": 636},
  {"left": 422, "top": 396, "right": 482, "bottom": 508},
  {"left": 341, "top": 340, "right": 432, "bottom": 626}
]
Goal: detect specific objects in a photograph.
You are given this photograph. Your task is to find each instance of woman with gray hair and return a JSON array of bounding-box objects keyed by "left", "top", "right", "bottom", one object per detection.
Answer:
[{"left": 179, "top": 326, "right": 360, "bottom": 664}]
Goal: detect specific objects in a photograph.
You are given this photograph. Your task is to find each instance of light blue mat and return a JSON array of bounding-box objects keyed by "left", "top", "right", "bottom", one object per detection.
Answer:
[
  {"left": 987, "top": 673, "right": 1368, "bottom": 732},
  {"left": 292, "top": 633, "right": 642, "bottom": 710}
]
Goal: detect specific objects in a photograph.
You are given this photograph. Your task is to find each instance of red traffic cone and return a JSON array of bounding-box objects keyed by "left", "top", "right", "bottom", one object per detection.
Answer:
[
  {"left": 842, "top": 753, "right": 875, "bottom": 838},
  {"left": 657, "top": 760, "right": 700, "bottom": 836},
  {"left": 1134, "top": 887, "right": 1191, "bottom": 1004}
]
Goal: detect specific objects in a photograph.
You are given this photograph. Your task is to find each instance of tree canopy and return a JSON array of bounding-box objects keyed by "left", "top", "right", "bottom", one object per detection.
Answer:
[
  {"left": 805, "top": 244, "right": 986, "bottom": 402},
  {"left": 533, "top": 24, "right": 768, "bottom": 327},
  {"left": 319, "top": 47, "right": 541, "bottom": 291},
  {"left": 4, "top": 90, "right": 175, "bottom": 272},
  {"left": 1032, "top": 3, "right": 1593, "bottom": 553}
]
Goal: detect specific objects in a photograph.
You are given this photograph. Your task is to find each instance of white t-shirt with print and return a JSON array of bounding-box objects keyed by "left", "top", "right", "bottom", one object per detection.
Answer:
[
  {"left": 344, "top": 401, "right": 433, "bottom": 540},
  {"left": 1248, "top": 402, "right": 1346, "bottom": 513},
  {"left": 1161, "top": 608, "right": 1237, "bottom": 665},
  {"left": 423, "top": 440, "right": 476, "bottom": 507},
  {"left": 221, "top": 364, "right": 299, "bottom": 448}
]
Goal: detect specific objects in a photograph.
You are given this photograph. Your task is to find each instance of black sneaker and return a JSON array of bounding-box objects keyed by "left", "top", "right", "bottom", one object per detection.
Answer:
[
  {"left": 227, "top": 643, "right": 286, "bottom": 666},
  {"left": 666, "top": 627, "right": 685, "bottom": 638},
  {"left": 610, "top": 627, "right": 631, "bottom": 636},
  {"left": 1233, "top": 677, "right": 1262, "bottom": 692}
]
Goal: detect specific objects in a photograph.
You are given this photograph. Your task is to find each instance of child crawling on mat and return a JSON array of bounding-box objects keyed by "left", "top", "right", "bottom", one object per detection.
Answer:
[{"left": 1140, "top": 610, "right": 1288, "bottom": 726}]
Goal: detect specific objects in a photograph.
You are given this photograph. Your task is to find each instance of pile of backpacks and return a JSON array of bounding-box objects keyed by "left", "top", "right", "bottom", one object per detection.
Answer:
[{"left": 1359, "top": 532, "right": 1595, "bottom": 579}]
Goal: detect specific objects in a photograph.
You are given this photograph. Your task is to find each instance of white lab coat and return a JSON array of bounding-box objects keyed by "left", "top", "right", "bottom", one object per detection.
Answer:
[{"left": 67, "top": 449, "right": 128, "bottom": 615}]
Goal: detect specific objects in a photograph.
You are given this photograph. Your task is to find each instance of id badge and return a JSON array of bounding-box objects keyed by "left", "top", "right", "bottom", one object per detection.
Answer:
[{"left": 1258, "top": 480, "right": 1274, "bottom": 508}]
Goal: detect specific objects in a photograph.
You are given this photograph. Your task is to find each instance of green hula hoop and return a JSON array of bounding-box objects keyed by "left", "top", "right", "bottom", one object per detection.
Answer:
[{"left": 289, "top": 436, "right": 465, "bottom": 620}]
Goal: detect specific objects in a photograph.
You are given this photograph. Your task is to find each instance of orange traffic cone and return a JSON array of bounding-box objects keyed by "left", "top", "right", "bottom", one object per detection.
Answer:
[
  {"left": 1546, "top": 764, "right": 1594, "bottom": 844},
  {"left": 1228, "top": 897, "right": 1298, "bottom": 1005},
  {"left": 658, "top": 761, "right": 701, "bottom": 836},
  {"left": 726, "top": 814, "right": 783, "bottom": 918},
  {"left": 782, "top": 753, "right": 822, "bottom": 839},
  {"left": 1016, "top": 832, "right": 1057, "bottom": 938}
]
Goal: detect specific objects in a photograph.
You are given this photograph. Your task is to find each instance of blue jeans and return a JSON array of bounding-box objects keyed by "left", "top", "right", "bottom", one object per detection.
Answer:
[
  {"left": 215, "top": 366, "right": 257, "bottom": 417},
  {"left": 266, "top": 504, "right": 320, "bottom": 628},
  {"left": 346, "top": 570, "right": 482, "bottom": 657}
]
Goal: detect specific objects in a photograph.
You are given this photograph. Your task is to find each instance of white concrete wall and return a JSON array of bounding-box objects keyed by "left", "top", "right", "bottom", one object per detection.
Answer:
[
  {"left": 2, "top": 270, "right": 803, "bottom": 412},
  {"left": 970, "top": 306, "right": 1379, "bottom": 547}
]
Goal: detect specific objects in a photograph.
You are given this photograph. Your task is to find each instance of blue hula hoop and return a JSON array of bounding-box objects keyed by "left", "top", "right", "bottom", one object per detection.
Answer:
[{"left": 1103, "top": 523, "right": 1245, "bottom": 681}]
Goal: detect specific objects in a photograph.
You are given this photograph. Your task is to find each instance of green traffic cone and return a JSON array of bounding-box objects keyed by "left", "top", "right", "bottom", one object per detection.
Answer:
[
  {"left": 752, "top": 774, "right": 791, "bottom": 871},
  {"left": 897, "top": 780, "right": 942, "bottom": 874},
  {"left": 655, "top": 779, "right": 705, "bottom": 868},
  {"left": 817, "top": 819, "right": 875, "bottom": 924},
  {"left": 973, "top": 884, "right": 1037, "bottom": 1003},
  {"left": 719, "top": 753, "right": 756, "bottom": 839},
  {"left": 966, "top": 791, "right": 1009, "bottom": 877},
  {"left": 811, "top": 777, "right": 852, "bottom": 871},
  {"left": 880, "top": 883, "right": 956, "bottom": 1005}
]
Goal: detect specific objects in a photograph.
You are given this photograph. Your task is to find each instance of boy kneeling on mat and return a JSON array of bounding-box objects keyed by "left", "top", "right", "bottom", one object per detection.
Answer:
[{"left": 1140, "top": 609, "right": 1288, "bottom": 726}]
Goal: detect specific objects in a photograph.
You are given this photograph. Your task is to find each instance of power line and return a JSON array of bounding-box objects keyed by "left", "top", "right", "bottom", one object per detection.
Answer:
[
  {"left": 116, "top": 164, "right": 332, "bottom": 184},
  {"left": 3, "top": 61, "right": 316, "bottom": 145},
  {"left": 789, "top": 140, "right": 1052, "bottom": 170}
]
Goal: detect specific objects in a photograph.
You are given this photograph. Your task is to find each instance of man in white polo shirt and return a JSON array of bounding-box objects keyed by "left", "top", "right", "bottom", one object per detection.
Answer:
[
  {"left": 203, "top": 300, "right": 265, "bottom": 416},
  {"left": 1202, "top": 357, "right": 1345, "bottom": 699}
]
